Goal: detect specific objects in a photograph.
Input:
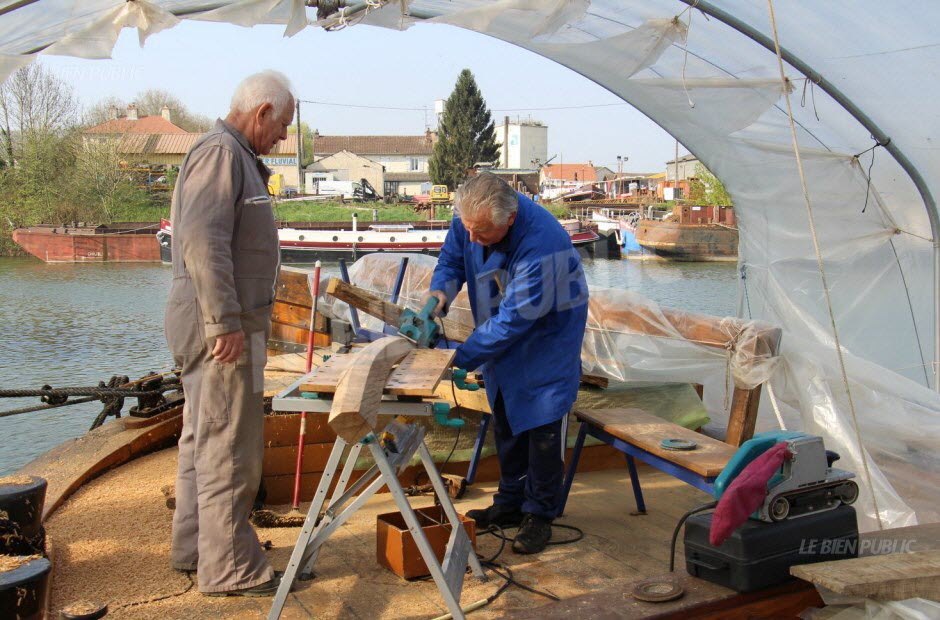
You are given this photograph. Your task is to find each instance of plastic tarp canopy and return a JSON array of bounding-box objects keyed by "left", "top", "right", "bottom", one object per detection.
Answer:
[{"left": 2, "top": 0, "right": 940, "bottom": 532}]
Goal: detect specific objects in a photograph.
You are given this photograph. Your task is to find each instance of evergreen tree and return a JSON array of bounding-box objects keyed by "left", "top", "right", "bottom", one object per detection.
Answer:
[{"left": 429, "top": 70, "right": 500, "bottom": 190}]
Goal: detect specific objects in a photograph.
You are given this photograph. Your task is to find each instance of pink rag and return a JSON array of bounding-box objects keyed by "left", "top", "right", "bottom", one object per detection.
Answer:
[{"left": 709, "top": 442, "right": 791, "bottom": 546}]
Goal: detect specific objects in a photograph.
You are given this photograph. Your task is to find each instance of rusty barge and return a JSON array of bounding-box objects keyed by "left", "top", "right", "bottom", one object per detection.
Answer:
[
  {"left": 11, "top": 223, "right": 162, "bottom": 263},
  {"left": 635, "top": 205, "right": 738, "bottom": 261}
]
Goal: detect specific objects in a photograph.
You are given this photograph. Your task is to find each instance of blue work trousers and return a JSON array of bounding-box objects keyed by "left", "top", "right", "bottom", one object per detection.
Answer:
[{"left": 491, "top": 391, "right": 567, "bottom": 519}]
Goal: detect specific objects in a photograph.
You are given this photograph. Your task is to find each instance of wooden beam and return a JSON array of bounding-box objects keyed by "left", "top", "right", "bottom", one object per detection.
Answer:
[
  {"left": 791, "top": 551, "right": 940, "bottom": 601},
  {"left": 326, "top": 278, "right": 474, "bottom": 342},
  {"left": 726, "top": 385, "right": 762, "bottom": 446},
  {"left": 328, "top": 336, "right": 415, "bottom": 443}
]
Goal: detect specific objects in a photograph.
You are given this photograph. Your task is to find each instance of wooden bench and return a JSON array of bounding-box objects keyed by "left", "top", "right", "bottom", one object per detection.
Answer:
[{"left": 559, "top": 313, "right": 782, "bottom": 515}]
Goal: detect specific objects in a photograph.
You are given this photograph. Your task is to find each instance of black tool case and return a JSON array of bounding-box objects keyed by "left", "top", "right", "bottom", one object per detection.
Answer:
[{"left": 684, "top": 504, "right": 858, "bottom": 592}]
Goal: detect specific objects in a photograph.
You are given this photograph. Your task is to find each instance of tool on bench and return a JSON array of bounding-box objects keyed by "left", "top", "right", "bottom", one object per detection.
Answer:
[
  {"left": 398, "top": 296, "right": 441, "bottom": 349},
  {"left": 451, "top": 368, "right": 480, "bottom": 392},
  {"left": 713, "top": 430, "right": 859, "bottom": 524},
  {"left": 682, "top": 431, "right": 861, "bottom": 592}
]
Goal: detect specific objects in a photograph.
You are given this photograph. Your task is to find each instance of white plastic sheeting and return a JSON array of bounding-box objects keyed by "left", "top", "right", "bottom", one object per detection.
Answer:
[
  {"left": 321, "top": 252, "right": 779, "bottom": 392},
  {"left": 1, "top": 0, "right": 938, "bottom": 531}
]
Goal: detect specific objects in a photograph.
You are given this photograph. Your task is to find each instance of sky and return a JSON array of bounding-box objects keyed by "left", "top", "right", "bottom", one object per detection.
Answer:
[{"left": 39, "top": 18, "right": 687, "bottom": 174}]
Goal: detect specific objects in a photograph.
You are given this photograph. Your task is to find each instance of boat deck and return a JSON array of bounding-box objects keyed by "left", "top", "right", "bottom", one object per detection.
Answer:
[{"left": 45, "top": 445, "right": 725, "bottom": 619}]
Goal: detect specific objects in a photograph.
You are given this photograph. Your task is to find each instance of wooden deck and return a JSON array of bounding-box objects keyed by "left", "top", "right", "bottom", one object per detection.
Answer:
[{"left": 45, "top": 445, "right": 727, "bottom": 619}]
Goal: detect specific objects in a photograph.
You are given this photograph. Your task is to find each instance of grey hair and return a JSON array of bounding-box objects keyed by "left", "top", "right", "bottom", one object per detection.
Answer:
[
  {"left": 230, "top": 70, "right": 295, "bottom": 116},
  {"left": 454, "top": 172, "right": 518, "bottom": 226}
]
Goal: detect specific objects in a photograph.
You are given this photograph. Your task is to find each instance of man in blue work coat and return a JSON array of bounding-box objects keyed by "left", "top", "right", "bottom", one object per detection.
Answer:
[{"left": 428, "top": 172, "right": 588, "bottom": 554}]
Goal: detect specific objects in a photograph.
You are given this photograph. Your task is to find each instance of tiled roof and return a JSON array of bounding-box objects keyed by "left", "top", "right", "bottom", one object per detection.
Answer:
[
  {"left": 541, "top": 163, "right": 598, "bottom": 182},
  {"left": 110, "top": 132, "right": 298, "bottom": 156},
  {"left": 84, "top": 115, "right": 188, "bottom": 135},
  {"left": 385, "top": 171, "right": 431, "bottom": 182},
  {"left": 314, "top": 134, "right": 434, "bottom": 156}
]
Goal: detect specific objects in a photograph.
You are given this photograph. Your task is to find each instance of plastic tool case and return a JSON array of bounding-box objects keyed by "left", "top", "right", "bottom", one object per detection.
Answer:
[{"left": 684, "top": 505, "right": 859, "bottom": 592}]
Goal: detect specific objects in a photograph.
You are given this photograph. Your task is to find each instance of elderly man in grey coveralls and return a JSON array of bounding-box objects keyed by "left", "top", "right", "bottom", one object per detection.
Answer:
[{"left": 164, "top": 70, "right": 294, "bottom": 597}]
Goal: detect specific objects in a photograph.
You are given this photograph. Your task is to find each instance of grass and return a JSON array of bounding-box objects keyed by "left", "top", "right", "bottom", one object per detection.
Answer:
[
  {"left": 272, "top": 200, "right": 444, "bottom": 222},
  {"left": 74, "top": 198, "right": 574, "bottom": 224}
]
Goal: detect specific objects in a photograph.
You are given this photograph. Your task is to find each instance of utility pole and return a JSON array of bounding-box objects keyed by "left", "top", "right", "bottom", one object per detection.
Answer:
[
  {"left": 296, "top": 99, "right": 303, "bottom": 196},
  {"left": 674, "top": 139, "right": 680, "bottom": 201}
]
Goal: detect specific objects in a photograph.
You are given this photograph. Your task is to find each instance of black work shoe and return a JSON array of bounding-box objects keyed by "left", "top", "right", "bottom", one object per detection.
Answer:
[
  {"left": 512, "top": 513, "right": 552, "bottom": 554},
  {"left": 204, "top": 576, "right": 281, "bottom": 598},
  {"left": 465, "top": 504, "right": 524, "bottom": 529}
]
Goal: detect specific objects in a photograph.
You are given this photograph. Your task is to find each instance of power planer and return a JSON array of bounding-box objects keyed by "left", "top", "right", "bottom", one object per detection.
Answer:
[{"left": 398, "top": 297, "right": 441, "bottom": 349}]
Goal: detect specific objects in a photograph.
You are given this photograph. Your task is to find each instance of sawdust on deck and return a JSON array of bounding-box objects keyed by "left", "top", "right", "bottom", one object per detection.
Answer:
[{"left": 45, "top": 446, "right": 710, "bottom": 619}]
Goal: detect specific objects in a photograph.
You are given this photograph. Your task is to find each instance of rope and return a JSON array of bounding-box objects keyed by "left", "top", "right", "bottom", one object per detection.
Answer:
[
  {"left": 766, "top": 381, "right": 787, "bottom": 430},
  {"left": 766, "top": 0, "right": 883, "bottom": 529},
  {"left": 679, "top": 11, "right": 696, "bottom": 108},
  {"left": 0, "top": 395, "right": 100, "bottom": 418},
  {"left": 0, "top": 386, "right": 174, "bottom": 398},
  {"left": 721, "top": 325, "right": 744, "bottom": 411}
]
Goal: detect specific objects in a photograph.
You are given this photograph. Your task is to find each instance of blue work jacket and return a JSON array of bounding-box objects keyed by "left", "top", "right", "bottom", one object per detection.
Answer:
[{"left": 430, "top": 194, "right": 589, "bottom": 435}]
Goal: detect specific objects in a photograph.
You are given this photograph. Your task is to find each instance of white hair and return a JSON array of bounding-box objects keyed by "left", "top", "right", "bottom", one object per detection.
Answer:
[
  {"left": 454, "top": 172, "right": 519, "bottom": 226},
  {"left": 230, "top": 70, "right": 295, "bottom": 116}
]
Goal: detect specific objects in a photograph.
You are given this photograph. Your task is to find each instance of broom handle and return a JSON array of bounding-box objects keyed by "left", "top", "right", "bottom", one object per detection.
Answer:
[{"left": 293, "top": 261, "right": 321, "bottom": 511}]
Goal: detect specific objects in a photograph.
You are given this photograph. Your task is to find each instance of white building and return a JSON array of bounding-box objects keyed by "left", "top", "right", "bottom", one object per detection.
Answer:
[{"left": 493, "top": 117, "right": 548, "bottom": 170}]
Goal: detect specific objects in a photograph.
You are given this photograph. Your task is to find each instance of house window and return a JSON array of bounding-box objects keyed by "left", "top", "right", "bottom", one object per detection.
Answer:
[{"left": 409, "top": 157, "right": 420, "bottom": 171}]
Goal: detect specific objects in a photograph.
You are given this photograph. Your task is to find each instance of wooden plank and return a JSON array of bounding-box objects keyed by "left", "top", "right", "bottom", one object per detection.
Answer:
[
  {"left": 385, "top": 348, "right": 456, "bottom": 396},
  {"left": 329, "top": 336, "right": 415, "bottom": 443},
  {"left": 326, "top": 278, "right": 474, "bottom": 343},
  {"left": 588, "top": 290, "right": 783, "bottom": 354},
  {"left": 577, "top": 408, "right": 735, "bottom": 477},
  {"left": 276, "top": 265, "right": 318, "bottom": 307},
  {"left": 791, "top": 551, "right": 940, "bottom": 601},
  {"left": 299, "top": 354, "right": 356, "bottom": 392},
  {"left": 263, "top": 413, "right": 336, "bottom": 447},
  {"left": 262, "top": 442, "right": 337, "bottom": 476},
  {"left": 271, "top": 300, "right": 327, "bottom": 332},
  {"left": 301, "top": 349, "right": 455, "bottom": 397},
  {"left": 726, "top": 385, "right": 762, "bottom": 447}
]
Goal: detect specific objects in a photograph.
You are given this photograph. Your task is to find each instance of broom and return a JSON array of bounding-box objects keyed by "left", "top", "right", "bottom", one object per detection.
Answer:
[{"left": 252, "top": 261, "right": 322, "bottom": 528}]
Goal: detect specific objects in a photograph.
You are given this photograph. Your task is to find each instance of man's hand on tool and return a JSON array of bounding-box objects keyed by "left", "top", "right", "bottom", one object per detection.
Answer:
[
  {"left": 212, "top": 330, "right": 245, "bottom": 363},
  {"left": 424, "top": 290, "right": 449, "bottom": 317}
]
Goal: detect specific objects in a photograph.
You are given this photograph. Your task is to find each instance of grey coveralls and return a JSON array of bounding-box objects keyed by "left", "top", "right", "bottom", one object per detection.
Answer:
[{"left": 164, "top": 119, "right": 278, "bottom": 593}]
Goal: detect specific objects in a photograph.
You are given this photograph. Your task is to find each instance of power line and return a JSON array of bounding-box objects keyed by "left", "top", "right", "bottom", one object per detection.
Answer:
[
  {"left": 297, "top": 99, "right": 628, "bottom": 113},
  {"left": 493, "top": 103, "right": 628, "bottom": 112},
  {"left": 298, "top": 99, "right": 424, "bottom": 111}
]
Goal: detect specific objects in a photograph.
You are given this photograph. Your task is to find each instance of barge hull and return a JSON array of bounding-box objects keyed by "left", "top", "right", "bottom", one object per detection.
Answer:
[
  {"left": 12, "top": 227, "right": 161, "bottom": 263},
  {"left": 635, "top": 221, "right": 738, "bottom": 261}
]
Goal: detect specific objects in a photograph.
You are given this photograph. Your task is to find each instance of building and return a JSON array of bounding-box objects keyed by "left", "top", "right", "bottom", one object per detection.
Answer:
[
  {"left": 304, "top": 150, "right": 383, "bottom": 195},
  {"left": 665, "top": 153, "right": 699, "bottom": 181},
  {"left": 312, "top": 131, "right": 435, "bottom": 196},
  {"left": 83, "top": 104, "right": 301, "bottom": 188},
  {"left": 539, "top": 162, "right": 598, "bottom": 200},
  {"left": 660, "top": 153, "right": 699, "bottom": 200},
  {"left": 493, "top": 117, "right": 548, "bottom": 170}
]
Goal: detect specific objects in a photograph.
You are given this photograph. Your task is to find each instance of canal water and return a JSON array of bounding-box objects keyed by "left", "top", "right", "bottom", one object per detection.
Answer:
[{"left": 0, "top": 256, "right": 737, "bottom": 475}]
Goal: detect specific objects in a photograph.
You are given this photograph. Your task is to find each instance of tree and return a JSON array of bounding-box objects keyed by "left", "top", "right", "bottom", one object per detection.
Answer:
[
  {"left": 0, "top": 63, "right": 78, "bottom": 166},
  {"left": 288, "top": 121, "right": 315, "bottom": 166},
  {"left": 67, "top": 138, "right": 152, "bottom": 221},
  {"left": 82, "top": 95, "right": 126, "bottom": 127},
  {"left": 429, "top": 69, "right": 500, "bottom": 190},
  {"left": 688, "top": 162, "right": 732, "bottom": 206}
]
